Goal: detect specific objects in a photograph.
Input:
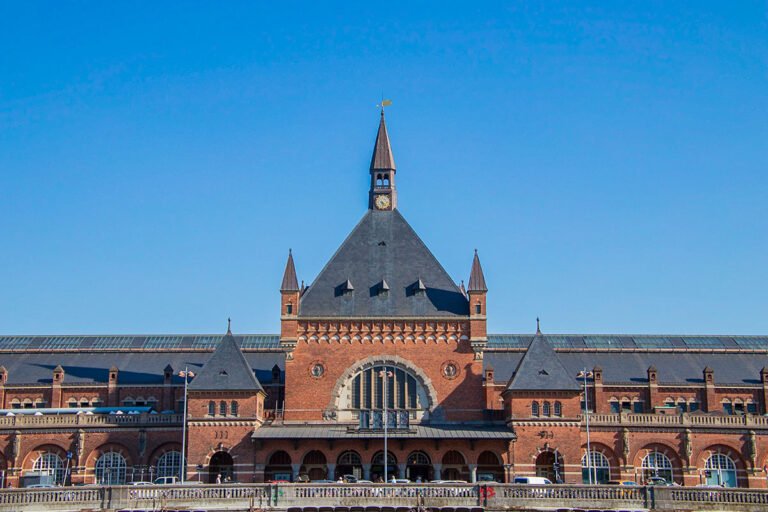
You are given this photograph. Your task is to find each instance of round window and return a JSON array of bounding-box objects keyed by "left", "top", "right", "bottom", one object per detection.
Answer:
[
  {"left": 442, "top": 362, "right": 458, "bottom": 379},
  {"left": 311, "top": 363, "right": 325, "bottom": 378}
]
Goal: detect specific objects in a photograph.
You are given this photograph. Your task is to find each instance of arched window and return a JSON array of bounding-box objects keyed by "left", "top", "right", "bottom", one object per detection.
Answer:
[
  {"left": 542, "top": 401, "right": 551, "bottom": 417},
  {"left": 383, "top": 174, "right": 390, "bottom": 186},
  {"left": 581, "top": 451, "right": 610, "bottom": 484},
  {"left": 231, "top": 401, "right": 238, "bottom": 417},
  {"left": 10, "top": 398, "right": 20, "bottom": 409},
  {"left": 338, "top": 451, "right": 362, "bottom": 466},
  {"left": 67, "top": 398, "right": 78, "bottom": 408},
  {"left": 95, "top": 452, "right": 127, "bottom": 485},
  {"left": 554, "top": 401, "right": 562, "bottom": 417},
  {"left": 156, "top": 451, "right": 182, "bottom": 479},
  {"left": 531, "top": 401, "right": 539, "bottom": 417},
  {"left": 208, "top": 401, "right": 215, "bottom": 416},
  {"left": 219, "top": 401, "right": 227, "bottom": 416},
  {"left": 641, "top": 451, "right": 673, "bottom": 484},
  {"left": 705, "top": 453, "right": 737, "bottom": 487},
  {"left": 34, "top": 452, "right": 65, "bottom": 485},
  {"left": 407, "top": 451, "right": 430, "bottom": 466},
  {"left": 350, "top": 365, "right": 421, "bottom": 411}
]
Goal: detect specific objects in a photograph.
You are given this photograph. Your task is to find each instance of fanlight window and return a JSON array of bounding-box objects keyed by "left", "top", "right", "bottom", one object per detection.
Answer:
[
  {"left": 34, "top": 452, "right": 65, "bottom": 485},
  {"left": 350, "top": 365, "right": 419, "bottom": 411},
  {"left": 95, "top": 452, "right": 127, "bottom": 485},
  {"left": 581, "top": 451, "right": 610, "bottom": 484},
  {"left": 157, "top": 451, "right": 182, "bottom": 479},
  {"left": 641, "top": 451, "right": 673, "bottom": 483},
  {"left": 705, "top": 453, "right": 737, "bottom": 487}
]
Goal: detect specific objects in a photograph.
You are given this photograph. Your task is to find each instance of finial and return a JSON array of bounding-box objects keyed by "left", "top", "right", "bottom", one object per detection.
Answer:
[
  {"left": 536, "top": 317, "right": 542, "bottom": 335},
  {"left": 474, "top": 248, "right": 478, "bottom": 255},
  {"left": 227, "top": 317, "right": 232, "bottom": 335},
  {"left": 288, "top": 248, "right": 292, "bottom": 255}
]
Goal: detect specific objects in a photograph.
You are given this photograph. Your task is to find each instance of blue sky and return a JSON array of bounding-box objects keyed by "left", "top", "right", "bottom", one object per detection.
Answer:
[{"left": 1, "top": 2, "right": 766, "bottom": 335}]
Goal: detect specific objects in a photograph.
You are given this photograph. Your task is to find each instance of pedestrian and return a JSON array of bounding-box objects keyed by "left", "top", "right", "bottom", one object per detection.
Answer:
[{"left": 216, "top": 473, "right": 222, "bottom": 484}]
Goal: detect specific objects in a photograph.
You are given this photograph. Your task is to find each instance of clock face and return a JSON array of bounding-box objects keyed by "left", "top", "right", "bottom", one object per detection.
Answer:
[{"left": 375, "top": 194, "right": 391, "bottom": 210}]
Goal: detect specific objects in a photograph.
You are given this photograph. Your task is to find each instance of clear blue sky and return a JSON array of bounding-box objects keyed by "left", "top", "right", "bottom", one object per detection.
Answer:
[{"left": 1, "top": 2, "right": 766, "bottom": 335}]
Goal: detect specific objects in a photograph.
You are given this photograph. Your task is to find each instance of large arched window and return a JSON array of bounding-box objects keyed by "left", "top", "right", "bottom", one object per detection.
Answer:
[
  {"left": 581, "top": 451, "right": 610, "bottom": 484},
  {"left": 705, "top": 453, "right": 737, "bottom": 487},
  {"left": 95, "top": 452, "right": 127, "bottom": 485},
  {"left": 351, "top": 365, "right": 419, "bottom": 411},
  {"left": 33, "top": 452, "right": 65, "bottom": 485},
  {"left": 641, "top": 451, "right": 673, "bottom": 484},
  {"left": 156, "top": 451, "right": 182, "bottom": 479}
]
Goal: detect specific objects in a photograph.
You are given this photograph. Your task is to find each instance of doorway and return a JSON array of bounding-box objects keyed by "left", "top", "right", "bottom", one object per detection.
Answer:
[
  {"left": 535, "top": 450, "right": 564, "bottom": 483},
  {"left": 209, "top": 451, "right": 235, "bottom": 483}
]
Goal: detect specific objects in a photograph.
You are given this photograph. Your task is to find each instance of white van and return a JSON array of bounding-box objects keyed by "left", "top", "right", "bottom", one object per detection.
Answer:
[
  {"left": 153, "top": 476, "right": 179, "bottom": 485},
  {"left": 513, "top": 476, "right": 552, "bottom": 485}
]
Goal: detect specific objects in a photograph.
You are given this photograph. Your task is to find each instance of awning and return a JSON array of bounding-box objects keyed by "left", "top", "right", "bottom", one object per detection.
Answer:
[{"left": 252, "top": 423, "right": 515, "bottom": 440}]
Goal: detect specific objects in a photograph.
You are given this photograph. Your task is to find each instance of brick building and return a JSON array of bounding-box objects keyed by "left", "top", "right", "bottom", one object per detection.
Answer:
[{"left": 1, "top": 112, "right": 767, "bottom": 488}]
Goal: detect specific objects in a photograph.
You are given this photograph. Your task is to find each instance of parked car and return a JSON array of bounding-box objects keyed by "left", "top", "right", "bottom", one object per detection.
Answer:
[
  {"left": 607, "top": 480, "right": 638, "bottom": 486},
  {"left": 341, "top": 474, "right": 358, "bottom": 483},
  {"left": 131, "top": 481, "right": 153, "bottom": 486},
  {"left": 25, "top": 483, "right": 57, "bottom": 488},
  {"left": 646, "top": 477, "right": 672, "bottom": 486},
  {"left": 153, "top": 476, "right": 179, "bottom": 485},
  {"left": 513, "top": 476, "right": 552, "bottom": 485}
]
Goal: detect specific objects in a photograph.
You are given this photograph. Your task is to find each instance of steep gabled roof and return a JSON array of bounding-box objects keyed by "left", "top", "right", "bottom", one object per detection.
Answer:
[
  {"left": 299, "top": 209, "right": 468, "bottom": 317},
  {"left": 189, "top": 331, "right": 263, "bottom": 392},
  {"left": 467, "top": 250, "right": 487, "bottom": 292},
  {"left": 280, "top": 250, "right": 300, "bottom": 292},
  {"left": 506, "top": 334, "right": 580, "bottom": 391},
  {"left": 370, "top": 111, "right": 396, "bottom": 171}
]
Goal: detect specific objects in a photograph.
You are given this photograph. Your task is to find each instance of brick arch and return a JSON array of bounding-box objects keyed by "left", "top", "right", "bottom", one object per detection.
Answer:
[
  {"left": 631, "top": 442, "right": 683, "bottom": 469},
  {"left": 695, "top": 444, "right": 748, "bottom": 472},
  {"left": 327, "top": 354, "right": 438, "bottom": 413},
  {"left": 582, "top": 442, "right": 621, "bottom": 469},
  {"left": 147, "top": 442, "right": 182, "bottom": 467},
  {"left": 85, "top": 443, "right": 135, "bottom": 469},
  {"left": 21, "top": 443, "right": 68, "bottom": 471},
  {"left": 202, "top": 444, "right": 237, "bottom": 466}
]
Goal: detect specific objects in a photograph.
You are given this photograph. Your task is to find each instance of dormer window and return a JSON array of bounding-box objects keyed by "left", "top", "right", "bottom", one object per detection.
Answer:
[{"left": 377, "top": 279, "right": 390, "bottom": 297}]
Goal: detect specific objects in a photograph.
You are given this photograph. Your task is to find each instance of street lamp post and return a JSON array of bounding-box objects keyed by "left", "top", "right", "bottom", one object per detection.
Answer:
[
  {"left": 579, "top": 368, "right": 595, "bottom": 484},
  {"left": 379, "top": 367, "right": 393, "bottom": 481},
  {"left": 178, "top": 367, "right": 195, "bottom": 484}
]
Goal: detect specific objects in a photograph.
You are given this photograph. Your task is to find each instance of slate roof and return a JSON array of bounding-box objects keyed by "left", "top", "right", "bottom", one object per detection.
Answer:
[
  {"left": 298, "top": 209, "right": 469, "bottom": 317},
  {"left": 188, "top": 331, "right": 263, "bottom": 392},
  {"left": 370, "top": 111, "right": 395, "bottom": 171},
  {"left": 0, "top": 350, "right": 282, "bottom": 386},
  {"left": 280, "top": 250, "right": 300, "bottom": 292},
  {"left": 252, "top": 423, "right": 515, "bottom": 439},
  {"left": 506, "top": 334, "right": 580, "bottom": 391},
  {"left": 467, "top": 250, "right": 487, "bottom": 292}
]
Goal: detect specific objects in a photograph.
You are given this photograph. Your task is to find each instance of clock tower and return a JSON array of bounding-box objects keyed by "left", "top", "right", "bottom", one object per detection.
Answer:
[{"left": 369, "top": 110, "right": 397, "bottom": 210}]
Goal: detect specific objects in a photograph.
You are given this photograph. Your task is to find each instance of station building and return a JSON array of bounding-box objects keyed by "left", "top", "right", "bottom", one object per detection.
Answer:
[{"left": 1, "top": 113, "right": 767, "bottom": 488}]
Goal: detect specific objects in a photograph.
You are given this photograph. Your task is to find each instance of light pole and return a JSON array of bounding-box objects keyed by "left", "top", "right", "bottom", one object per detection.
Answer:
[
  {"left": 578, "top": 368, "right": 595, "bottom": 484},
  {"left": 178, "top": 367, "right": 195, "bottom": 484},
  {"left": 379, "top": 367, "right": 393, "bottom": 481}
]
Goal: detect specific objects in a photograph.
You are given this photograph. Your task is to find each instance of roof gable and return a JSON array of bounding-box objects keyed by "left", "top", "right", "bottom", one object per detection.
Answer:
[
  {"left": 507, "top": 335, "right": 580, "bottom": 391},
  {"left": 299, "top": 209, "right": 468, "bottom": 317},
  {"left": 189, "top": 333, "right": 263, "bottom": 392}
]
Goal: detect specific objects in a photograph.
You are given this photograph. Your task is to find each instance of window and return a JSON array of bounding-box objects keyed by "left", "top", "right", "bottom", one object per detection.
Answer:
[
  {"left": 621, "top": 400, "right": 631, "bottom": 412},
  {"left": 677, "top": 399, "right": 687, "bottom": 414},
  {"left": 475, "top": 304, "right": 482, "bottom": 314},
  {"left": 10, "top": 399, "right": 20, "bottom": 409},
  {"left": 156, "top": 451, "right": 182, "bottom": 479},
  {"left": 95, "top": 452, "right": 127, "bottom": 485},
  {"left": 542, "top": 401, "right": 551, "bottom": 417},
  {"left": 722, "top": 401, "right": 733, "bottom": 415},
  {"left": 747, "top": 402, "right": 758, "bottom": 414},
  {"left": 641, "top": 452, "right": 673, "bottom": 484},
  {"left": 609, "top": 400, "right": 620, "bottom": 414},
  {"left": 67, "top": 398, "right": 78, "bottom": 408},
  {"left": 705, "top": 453, "right": 737, "bottom": 487},
  {"left": 286, "top": 303, "right": 293, "bottom": 315},
  {"left": 230, "top": 401, "right": 238, "bottom": 417},
  {"left": 554, "top": 401, "right": 562, "bottom": 417},
  {"left": 582, "top": 451, "right": 610, "bottom": 484},
  {"left": 219, "top": 401, "right": 227, "bottom": 416},
  {"left": 688, "top": 401, "right": 699, "bottom": 412},
  {"left": 34, "top": 452, "right": 65, "bottom": 485},
  {"left": 531, "top": 401, "right": 540, "bottom": 417},
  {"left": 733, "top": 401, "right": 745, "bottom": 415},
  {"left": 208, "top": 401, "right": 215, "bottom": 416},
  {"left": 350, "top": 365, "right": 421, "bottom": 415},
  {"left": 633, "top": 401, "right": 644, "bottom": 413}
]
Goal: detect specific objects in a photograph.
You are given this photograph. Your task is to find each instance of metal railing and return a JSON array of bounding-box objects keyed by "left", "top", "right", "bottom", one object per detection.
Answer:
[{"left": 1, "top": 483, "right": 768, "bottom": 512}]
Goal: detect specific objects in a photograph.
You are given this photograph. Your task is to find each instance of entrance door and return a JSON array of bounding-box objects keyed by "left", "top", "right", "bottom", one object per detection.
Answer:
[
  {"left": 535, "top": 451, "right": 564, "bottom": 483},
  {"left": 209, "top": 451, "right": 235, "bottom": 483},
  {"left": 406, "top": 451, "right": 432, "bottom": 482}
]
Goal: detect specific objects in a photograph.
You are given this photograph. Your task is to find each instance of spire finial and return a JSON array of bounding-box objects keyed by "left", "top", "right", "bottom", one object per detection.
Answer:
[
  {"left": 227, "top": 317, "right": 232, "bottom": 335},
  {"left": 536, "top": 317, "right": 542, "bottom": 335},
  {"left": 281, "top": 249, "right": 300, "bottom": 292}
]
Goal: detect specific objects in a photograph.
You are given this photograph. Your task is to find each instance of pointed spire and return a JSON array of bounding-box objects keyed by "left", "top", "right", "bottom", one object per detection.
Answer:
[
  {"left": 370, "top": 110, "right": 396, "bottom": 171},
  {"left": 459, "top": 280, "right": 467, "bottom": 297},
  {"left": 536, "top": 317, "right": 542, "bottom": 335},
  {"left": 227, "top": 317, "right": 232, "bottom": 335},
  {"left": 467, "top": 249, "right": 488, "bottom": 292},
  {"left": 280, "top": 249, "right": 300, "bottom": 292}
]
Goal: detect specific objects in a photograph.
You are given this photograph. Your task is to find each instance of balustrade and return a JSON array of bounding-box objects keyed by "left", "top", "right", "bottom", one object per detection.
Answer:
[
  {"left": 0, "top": 413, "right": 182, "bottom": 428},
  {"left": 584, "top": 412, "right": 768, "bottom": 429}
]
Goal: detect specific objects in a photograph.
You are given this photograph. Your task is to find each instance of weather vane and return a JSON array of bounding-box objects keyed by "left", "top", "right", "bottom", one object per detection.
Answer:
[{"left": 377, "top": 98, "right": 393, "bottom": 111}]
